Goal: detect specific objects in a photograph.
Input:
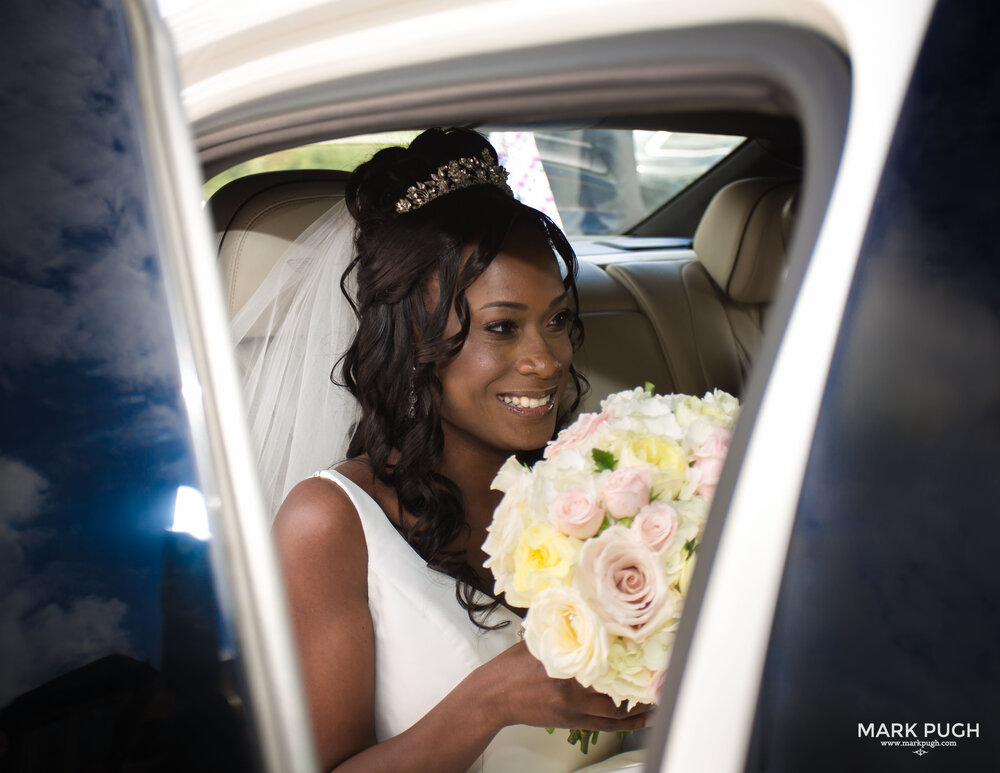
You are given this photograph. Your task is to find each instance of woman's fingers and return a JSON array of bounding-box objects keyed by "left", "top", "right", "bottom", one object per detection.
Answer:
[
  {"left": 493, "top": 642, "right": 658, "bottom": 731},
  {"left": 576, "top": 710, "right": 652, "bottom": 733},
  {"left": 561, "top": 688, "right": 654, "bottom": 730}
]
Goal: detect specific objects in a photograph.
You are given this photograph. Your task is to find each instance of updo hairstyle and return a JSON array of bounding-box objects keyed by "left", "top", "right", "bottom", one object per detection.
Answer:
[{"left": 338, "top": 128, "right": 587, "bottom": 623}]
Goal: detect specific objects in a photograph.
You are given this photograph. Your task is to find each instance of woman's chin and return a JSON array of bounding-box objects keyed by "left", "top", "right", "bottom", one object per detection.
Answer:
[{"left": 497, "top": 420, "right": 560, "bottom": 457}]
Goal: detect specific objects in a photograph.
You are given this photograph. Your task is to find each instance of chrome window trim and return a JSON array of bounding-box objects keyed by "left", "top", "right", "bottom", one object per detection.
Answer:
[
  {"left": 655, "top": 1, "right": 937, "bottom": 771},
  {"left": 121, "top": 2, "right": 318, "bottom": 772}
]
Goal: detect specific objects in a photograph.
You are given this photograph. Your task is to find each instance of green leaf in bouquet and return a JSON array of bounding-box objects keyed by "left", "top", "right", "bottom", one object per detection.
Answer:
[
  {"left": 597, "top": 515, "right": 614, "bottom": 535},
  {"left": 683, "top": 538, "right": 698, "bottom": 559},
  {"left": 617, "top": 516, "right": 634, "bottom": 528},
  {"left": 643, "top": 381, "right": 655, "bottom": 394},
  {"left": 592, "top": 448, "right": 617, "bottom": 471}
]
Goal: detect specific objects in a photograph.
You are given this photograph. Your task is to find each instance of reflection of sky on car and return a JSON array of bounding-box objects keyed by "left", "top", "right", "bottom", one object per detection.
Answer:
[
  {"left": 0, "top": 0, "right": 199, "bottom": 705},
  {"left": 528, "top": 130, "right": 744, "bottom": 234},
  {"left": 634, "top": 130, "right": 743, "bottom": 176}
]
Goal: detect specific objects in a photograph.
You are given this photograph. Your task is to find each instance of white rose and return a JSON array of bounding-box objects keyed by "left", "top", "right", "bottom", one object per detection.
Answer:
[
  {"left": 483, "top": 495, "right": 530, "bottom": 595},
  {"left": 491, "top": 455, "right": 532, "bottom": 495},
  {"left": 522, "top": 586, "right": 610, "bottom": 688},
  {"left": 591, "top": 627, "right": 675, "bottom": 707},
  {"left": 708, "top": 388, "right": 740, "bottom": 421},
  {"left": 484, "top": 458, "right": 535, "bottom": 593}
]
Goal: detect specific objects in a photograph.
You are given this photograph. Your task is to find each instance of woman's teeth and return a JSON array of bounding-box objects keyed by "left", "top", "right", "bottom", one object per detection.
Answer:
[{"left": 501, "top": 395, "right": 550, "bottom": 409}]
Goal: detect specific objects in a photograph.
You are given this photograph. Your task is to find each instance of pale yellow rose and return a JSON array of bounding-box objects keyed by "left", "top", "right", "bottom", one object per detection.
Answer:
[
  {"left": 522, "top": 586, "right": 610, "bottom": 687},
  {"left": 620, "top": 436, "right": 687, "bottom": 500},
  {"left": 507, "top": 523, "right": 578, "bottom": 607},
  {"left": 625, "top": 435, "right": 687, "bottom": 472}
]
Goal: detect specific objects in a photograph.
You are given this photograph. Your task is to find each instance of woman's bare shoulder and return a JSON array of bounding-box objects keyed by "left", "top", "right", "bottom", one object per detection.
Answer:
[{"left": 272, "top": 471, "right": 368, "bottom": 571}]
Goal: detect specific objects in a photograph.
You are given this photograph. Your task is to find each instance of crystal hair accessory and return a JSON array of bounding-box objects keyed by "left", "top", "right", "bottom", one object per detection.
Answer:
[{"left": 394, "top": 150, "right": 513, "bottom": 213}]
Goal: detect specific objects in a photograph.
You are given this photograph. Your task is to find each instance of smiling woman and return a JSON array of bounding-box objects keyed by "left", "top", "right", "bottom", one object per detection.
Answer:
[
  {"left": 263, "top": 128, "right": 649, "bottom": 772},
  {"left": 436, "top": 223, "right": 575, "bottom": 458}
]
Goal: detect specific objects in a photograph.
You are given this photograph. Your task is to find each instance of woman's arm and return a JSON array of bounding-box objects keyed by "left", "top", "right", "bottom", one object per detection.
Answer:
[
  {"left": 273, "top": 477, "right": 378, "bottom": 768},
  {"left": 274, "top": 478, "right": 649, "bottom": 773}
]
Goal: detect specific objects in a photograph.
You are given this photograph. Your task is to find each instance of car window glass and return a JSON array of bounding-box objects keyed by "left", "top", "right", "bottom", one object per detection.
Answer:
[
  {"left": 0, "top": 2, "right": 263, "bottom": 768},
  {"left": 203, "top": 129, "right": 742, "bottom": 235}
]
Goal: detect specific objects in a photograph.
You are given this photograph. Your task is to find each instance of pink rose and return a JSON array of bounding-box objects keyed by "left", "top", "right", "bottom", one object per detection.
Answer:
[
  {"left": 644, "top": 670, "right": 666, "bottom": 704},
  {"left": 693, "top": 457, "right": 724, "bottom": 498},
  {"left": 632, "top": 501, "right": 679, "bottom": 552},
  {"left": 578, "top": 525, "right": 674, "bottom": 642},
  {"left": 601, "top": 466, "right": 653, "bottom": 519},
  {"left": 693, "top": 428, "right": 731, "bottom": 497},
  {"left": 544, "top": 411, "right": 609, "bottom": 459},
  {"left": 548, "top": 489, "right": 605, "bottom": 539}
]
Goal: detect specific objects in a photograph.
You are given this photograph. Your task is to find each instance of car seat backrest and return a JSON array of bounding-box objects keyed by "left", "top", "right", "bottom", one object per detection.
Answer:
[
  {"left": 692, "top": 176, "right": 798, "bottom": 305},
  {"left": 213, "top": 170, "right": 350, "bottom": 340},
  {"left": 573, "top": 260, "right": 679, "bottom": 413},
  {"left": 605, "top": 176, "right": 798, "bottom": 397}
]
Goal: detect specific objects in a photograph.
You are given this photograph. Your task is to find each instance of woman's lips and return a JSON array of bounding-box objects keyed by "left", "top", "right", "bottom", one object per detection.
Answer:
[{"left": 497, "top": 391, "right": 557, "bottom": 416}]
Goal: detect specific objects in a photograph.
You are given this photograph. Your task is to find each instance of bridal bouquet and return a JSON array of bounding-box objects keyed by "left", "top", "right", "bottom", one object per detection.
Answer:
[{"left": 484, "top": 385, "right": 738, "bottom": 738}]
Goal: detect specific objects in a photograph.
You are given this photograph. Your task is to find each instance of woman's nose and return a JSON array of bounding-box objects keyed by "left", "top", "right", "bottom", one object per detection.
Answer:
[{"left": 516, "top": 332, "right": 562, "bottom": 379}]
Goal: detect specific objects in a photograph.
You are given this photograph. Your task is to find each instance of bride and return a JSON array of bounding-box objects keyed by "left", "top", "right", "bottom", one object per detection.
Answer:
[{"left": 240, "top": 128, "right": 649, "bottom": 772}]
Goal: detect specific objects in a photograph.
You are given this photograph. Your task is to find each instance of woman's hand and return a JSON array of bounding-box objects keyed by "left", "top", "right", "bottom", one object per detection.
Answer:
[{"left": 476, "top": 641, "right": 653, "bottom": 734}]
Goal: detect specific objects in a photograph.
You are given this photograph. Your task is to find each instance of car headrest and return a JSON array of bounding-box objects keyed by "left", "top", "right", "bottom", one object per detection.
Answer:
[
  {"left": 692, "top": 176, "right": 799, "bottom": 304},
  {"left": 212, "top": 170, "right": 351, "bottom": 332}
]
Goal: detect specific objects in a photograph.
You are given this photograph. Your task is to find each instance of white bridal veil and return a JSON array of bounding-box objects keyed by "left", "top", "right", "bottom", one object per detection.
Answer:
[{"left": 230, "top": 200, "right": 361, "bottom": 516}]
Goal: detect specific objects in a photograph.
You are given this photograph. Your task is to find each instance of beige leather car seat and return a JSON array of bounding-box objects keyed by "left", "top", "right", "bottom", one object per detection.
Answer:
[
  {"left": 606, "top": 176, "right": 798, "bottom": 397},
  {"left": 212, "top": 171, "right": 349, "bottom": 370},
  {"left": 572, "top": 260, "right": 678, "bottom": 412},
  {"left": 213, "top": 170, "right": 350, "bottom": 321}
]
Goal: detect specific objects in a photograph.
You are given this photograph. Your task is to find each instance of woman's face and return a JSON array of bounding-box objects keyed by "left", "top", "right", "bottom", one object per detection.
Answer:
[{"left": 437, "top": 224, "right": 574, "bottom": 460}]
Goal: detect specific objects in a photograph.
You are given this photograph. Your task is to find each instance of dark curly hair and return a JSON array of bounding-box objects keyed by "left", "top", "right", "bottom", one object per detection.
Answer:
[{"left": 337, "top": 128, "right": 587, "bottom": 626}]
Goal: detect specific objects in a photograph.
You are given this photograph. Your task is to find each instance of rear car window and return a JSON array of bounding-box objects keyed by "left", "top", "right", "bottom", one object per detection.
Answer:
[{"left": 203, "top": 129, "right": 743, "bottom": 235}]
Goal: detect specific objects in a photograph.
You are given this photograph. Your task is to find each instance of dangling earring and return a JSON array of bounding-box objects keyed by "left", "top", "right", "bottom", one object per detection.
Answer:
[{"left": 406, "top": 366, "right": 417, "bottom": 419}]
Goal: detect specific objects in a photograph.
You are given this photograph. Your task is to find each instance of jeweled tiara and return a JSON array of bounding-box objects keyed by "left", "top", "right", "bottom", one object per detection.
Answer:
[{"left": 394, "top": 149, "right": 513, "bottom": 213}]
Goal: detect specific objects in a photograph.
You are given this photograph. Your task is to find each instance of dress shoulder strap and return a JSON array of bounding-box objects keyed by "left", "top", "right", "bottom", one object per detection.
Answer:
[{"left": 312, "top": 469, "right": 429, "bottom": 574}]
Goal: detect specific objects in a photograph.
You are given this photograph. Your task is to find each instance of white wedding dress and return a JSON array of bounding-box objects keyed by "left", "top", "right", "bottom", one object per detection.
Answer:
[{"left": 313, "top": 470, "right": 642, "bottom": 773}]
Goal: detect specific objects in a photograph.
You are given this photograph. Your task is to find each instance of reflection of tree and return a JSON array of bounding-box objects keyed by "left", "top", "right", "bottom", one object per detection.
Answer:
[
  {"left": 0, "top": 533, "right": 257, "bottom": 772},
  {"left": 537, "top": 130, "right": 645, "bottom": 234},
  {"left": 577, "top": 130, "right": 644, "bottom": 234}
]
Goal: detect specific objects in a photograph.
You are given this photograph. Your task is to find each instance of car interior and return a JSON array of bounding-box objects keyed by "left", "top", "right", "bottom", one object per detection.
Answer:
[{"left": 208, "top": 116, "right": 803, "bottom": 416}]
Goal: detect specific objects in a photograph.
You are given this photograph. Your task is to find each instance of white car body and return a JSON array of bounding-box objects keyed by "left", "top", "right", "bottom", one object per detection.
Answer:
[{"left": 139, "top": 1, "right": 959, "bottom": 770}]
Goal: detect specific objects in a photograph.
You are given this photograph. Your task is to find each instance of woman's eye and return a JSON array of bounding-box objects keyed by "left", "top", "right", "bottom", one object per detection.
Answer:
[
  {"left": 484, "top": 320, "right": 518, "bottom": 336},
  {"left": 548, "top": 309, "right": 573, "bottom": 330}
]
